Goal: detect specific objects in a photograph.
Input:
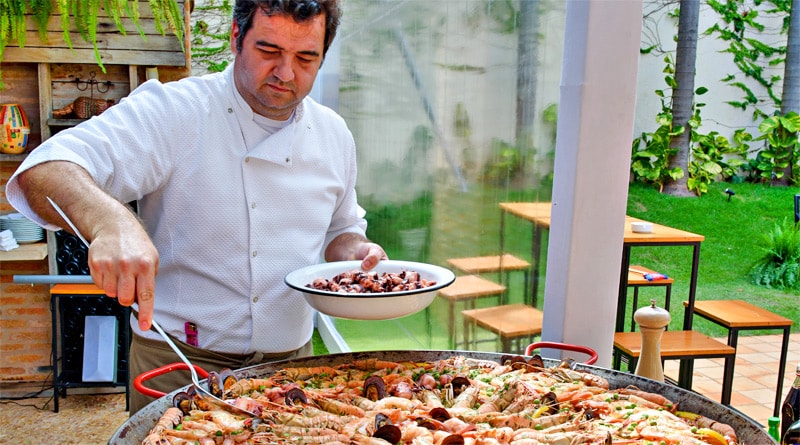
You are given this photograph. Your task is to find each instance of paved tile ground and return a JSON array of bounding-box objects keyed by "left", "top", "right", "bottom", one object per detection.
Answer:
[{"left": 663, "top": 332, "right": 800, "bottom": 428}]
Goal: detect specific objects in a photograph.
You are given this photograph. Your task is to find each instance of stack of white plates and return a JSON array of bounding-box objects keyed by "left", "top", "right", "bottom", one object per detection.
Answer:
[{"left": 0, "top": 213, "right": 44, "bottom": 244}]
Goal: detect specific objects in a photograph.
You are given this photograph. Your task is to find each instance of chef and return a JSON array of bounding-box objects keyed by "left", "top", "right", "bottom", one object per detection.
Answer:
[{"left": 5, "top": 0, "right": 387, "bottom": 415}]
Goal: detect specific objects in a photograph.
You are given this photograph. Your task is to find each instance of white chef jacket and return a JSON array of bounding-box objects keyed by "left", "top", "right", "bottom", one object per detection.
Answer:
[{"left": 6, "top": 64, "right": 367, "bottom": 354}]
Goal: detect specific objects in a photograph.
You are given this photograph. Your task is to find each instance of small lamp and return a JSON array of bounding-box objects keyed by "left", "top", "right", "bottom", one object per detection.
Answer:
[{"left": 725, "top": 188, "right": 735, "bottom": 202}]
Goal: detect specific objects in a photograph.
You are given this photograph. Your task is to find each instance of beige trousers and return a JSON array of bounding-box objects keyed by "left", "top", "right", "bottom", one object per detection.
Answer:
[{"left": 128, "top": 334, "right": 313, "bottom": 416}]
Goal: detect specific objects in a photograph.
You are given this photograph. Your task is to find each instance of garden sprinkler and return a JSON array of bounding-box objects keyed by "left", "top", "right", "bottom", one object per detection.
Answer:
[{"left": 725, "top": 188, "right": 735, "bottom": 202}]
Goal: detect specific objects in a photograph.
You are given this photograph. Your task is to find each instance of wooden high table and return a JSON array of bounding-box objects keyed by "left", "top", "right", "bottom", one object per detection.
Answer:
[
  {"left": 498, "top": 203, "right": 553, "bottom": 307},
  {"left": 499, "top": 203, "right": 706, "bottom": 387},
  {"left": 499, "top": 203, "right": 704, "bottom": 326}
]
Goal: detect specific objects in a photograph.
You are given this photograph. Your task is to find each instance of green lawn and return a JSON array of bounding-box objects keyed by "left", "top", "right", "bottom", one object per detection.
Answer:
[
  {"left": 625, "top": 181, "right": 799, "bottom": 337},
  {"left": 326, "top": 181, "right": 799, "bottom": 352}
]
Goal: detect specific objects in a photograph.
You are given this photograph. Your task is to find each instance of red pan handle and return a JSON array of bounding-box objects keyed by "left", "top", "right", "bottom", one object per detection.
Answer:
[
  {"left": 134, "top": 362, "right": 210, "bottom": 398},
  {"left": 525, "top": 341, "right": 599, "bottom": 365}
]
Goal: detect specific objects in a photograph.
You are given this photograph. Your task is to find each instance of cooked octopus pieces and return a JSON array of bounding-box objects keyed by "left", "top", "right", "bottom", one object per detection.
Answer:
[
  {"left": 307, "top": 269, "right": 436, "bottom": 293},
  {"left": 144, "top": 355, "right": 740, "bottom": 445}
]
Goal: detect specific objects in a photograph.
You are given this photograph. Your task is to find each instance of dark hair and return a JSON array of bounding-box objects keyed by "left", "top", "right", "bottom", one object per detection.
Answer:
[{"left": 233, "top": 0, "right": 341, "bottom": 57}]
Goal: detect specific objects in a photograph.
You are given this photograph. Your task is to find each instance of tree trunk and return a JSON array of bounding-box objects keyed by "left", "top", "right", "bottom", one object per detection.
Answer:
[
  {"left": 662, "top": 0, "right": 699, "bottom": 197},
  {"left": 516, "top": 0, "right": 539, "bottom": 170},
  {"left": 783, "top": 0, "right": 800, "bottom": 115},
  {"left": 776, "top": 0, "right": 800, "bottom": 185}
]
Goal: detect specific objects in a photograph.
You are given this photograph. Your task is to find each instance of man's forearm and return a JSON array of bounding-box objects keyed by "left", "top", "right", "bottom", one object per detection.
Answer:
[{"left": 16, "top": 161, "right": 135, "bottom": 242}]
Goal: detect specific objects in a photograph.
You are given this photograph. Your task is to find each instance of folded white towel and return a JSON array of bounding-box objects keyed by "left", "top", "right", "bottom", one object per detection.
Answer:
[
  {"left": 0, "top": 229, "right": 14, "bottom": 240},
  {"left": 0, "top": 237, "right": 18, "bottom": 246},
  {"left": 0, "top": 241, "right": 19, "bottom": 251}
]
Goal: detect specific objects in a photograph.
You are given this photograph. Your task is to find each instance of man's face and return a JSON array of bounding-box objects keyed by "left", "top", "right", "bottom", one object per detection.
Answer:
[{"left": 231, "top": 11, "right": 325, "bottom": 120}]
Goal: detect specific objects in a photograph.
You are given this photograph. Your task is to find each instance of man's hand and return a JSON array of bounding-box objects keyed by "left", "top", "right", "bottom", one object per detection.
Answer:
[
  {"left": 355, "top": 242, "right": 388, "bottom": 271},
  {"left": 89, "top": 220, "right": 159, "bottom": 331},
  {"left": 325, "top": 233, "right": 388, "bottom": 270},
  {"left": 17, "top": 162, "right": 160, "bottom": 331}
]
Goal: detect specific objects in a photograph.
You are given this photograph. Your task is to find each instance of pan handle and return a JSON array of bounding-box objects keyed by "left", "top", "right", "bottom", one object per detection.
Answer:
[
  {"left": 134, "top": 362, "right": 210, "bottom": 398},
  {"left": 525, "top": 341, "right": 599, "bottom": 365}
]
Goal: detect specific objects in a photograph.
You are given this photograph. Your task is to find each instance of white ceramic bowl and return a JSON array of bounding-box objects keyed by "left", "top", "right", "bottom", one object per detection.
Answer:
[
  {"left": 631, "top": 221, "right": 654, "bottom": 233},
  {"left": 285, "top": 260, "right": 455, "bottom": 320}
]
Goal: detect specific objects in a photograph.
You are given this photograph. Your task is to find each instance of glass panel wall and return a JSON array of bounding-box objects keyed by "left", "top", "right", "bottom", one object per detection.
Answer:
[{"left": 330, "top": 0, "right": 566, "bottom": 352}]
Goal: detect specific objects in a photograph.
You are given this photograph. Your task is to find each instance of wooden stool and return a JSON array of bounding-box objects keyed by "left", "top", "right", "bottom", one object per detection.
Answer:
[
  {"left": 627, "top": 265, "right": 674, "bottom": 332},
  {"left": 437, "top": 275, "right": 506, "bottom": 349},
  {"left": 613, "top": 330, "right": 736, "bottom": 405},
  {"left": 462, "top": 303, "right": 543, "bottom": 353},
  {"left": 687, "top": 299, "right": 793, "bottom": 417},
  {"left": 447, "top": 254, "right": 531, "bottom": 304}
]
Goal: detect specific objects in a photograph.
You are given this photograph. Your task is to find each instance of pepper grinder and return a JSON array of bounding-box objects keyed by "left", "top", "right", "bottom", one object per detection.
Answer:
[{"left": 633, "top": 299, "right": 670, "bottom": 382}]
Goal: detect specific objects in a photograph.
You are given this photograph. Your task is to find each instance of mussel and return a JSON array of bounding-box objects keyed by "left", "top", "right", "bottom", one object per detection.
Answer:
[
  {"left": 542, "top": 391, "right": 560, "bottom": 415},
  {"left": 172, "top": 391, "right": 195, "bottom": 415},
  {"left": 429, "top": 407, "right": 451, "bottom": 422},
  {"left": 374, "top": 413, "right": 391, "bottom": 429},
  {"left": 450, "top": 376, "right": 471, "bottom": 397},
  {"left": 561, "top": 357, "right": 578, "bottom": 370},
  {"left": 284, "top": 387, "right": 307, "bottom": 406},
  {"left": 439, "top": 434, "right": 465, "bottom": 445},
  {"left": 527, "top": 354, "right": 545, "bottom": 369},
  {"left": 207, "top": 368, "right": 237, "bottom": 397},
  {"left": 363, "top": 375, "right": 386, "bottom": 401},
  {"left": 374, "top": 424, "right": 402, "bottom": 443},
  {"left": 501, "top": 354, "right": 527, "bottom": 366},
  {"left": 372, "top": 413, "right": 402, "bottom": 443}
]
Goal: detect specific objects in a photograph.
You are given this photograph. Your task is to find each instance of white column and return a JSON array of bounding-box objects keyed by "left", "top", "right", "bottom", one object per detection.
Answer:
[{"left": 541, "top": 0, "right": 643, "bottom": 368}]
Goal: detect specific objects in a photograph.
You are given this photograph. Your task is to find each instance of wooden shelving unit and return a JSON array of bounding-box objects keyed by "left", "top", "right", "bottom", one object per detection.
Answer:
[
  {"left": 0, "top": 242, "right": 48, "bottom": 261},
  {"left": 0, "top": 1, "right": 191, "bottom": 394}
]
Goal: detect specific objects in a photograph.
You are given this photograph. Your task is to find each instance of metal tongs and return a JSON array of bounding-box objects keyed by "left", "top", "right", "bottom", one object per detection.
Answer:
[{"left": 46, "top": 197, "right": 259, "bottom": 418}]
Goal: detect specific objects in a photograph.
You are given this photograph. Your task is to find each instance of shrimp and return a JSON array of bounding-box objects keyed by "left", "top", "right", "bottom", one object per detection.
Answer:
[
  {"left": 275, "top": 366, "right": 341, "bottom": 381},
  {"left": 450, "top": 386, "right": 480, "bottom": 410},
  {"left": 225, "top": 378, "right": 278, "bottom": 396},
  {"left": 372, "top": 395, "right": 423, "bottom": 411},
  {"left": 141, "top": 434, "right": 171, "bottom": 445},
  {"left": 485, "top": 411, "right": 570, "bottom": 430},
  {"left": 206, "top": 409, "right": 248, "bottom": 433},
  {"left": 164, "top": 428, "right": 211, "bottom": 440},
  {"left": 267, "top": 410, "right": 346, "bottom": 429},
  {"left": 309, "top": 393, "right": 366, "bottom": 417},
  {"left": 348, "top": 358, "right": 404, "bottom": 371},
  {"left": 402, "top": 424, "right": 435, "bottom": 442},
  {"left": 418, "top": 389, "right": 444, "bottom": 409},
  {"left": 478, "top": 381, "right": 519, "bottom": 414},
  {"left": 150, "top": 407, "right": 183, "bottom": 435},
  {"left": 616, "top": 386, "right": 675, "bottom": 409}
]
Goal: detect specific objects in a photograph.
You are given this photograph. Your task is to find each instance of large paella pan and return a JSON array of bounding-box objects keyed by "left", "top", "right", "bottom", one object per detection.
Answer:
[{"left": 110, "top": 350, "right": 773, "bottom": 444}]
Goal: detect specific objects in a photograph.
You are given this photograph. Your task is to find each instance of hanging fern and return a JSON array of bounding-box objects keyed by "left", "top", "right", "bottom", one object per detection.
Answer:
[
  {"left": 87, "top": 0, "right": 102, "bottom": 70},
  {"left": 0, "top": 0, "right": 27, "bottom": 86},
  {"left": 27, "top": 0, "right": 53, "bottom": 42},
  {"left": 103, "top": 0, "right": 125, "bottom": 35},
  {"left": 56, "top": 0, "right": 73, "bottom": 49},
  {"left": 0, "top": 0, "right": 27, "bottom": 50},
  {"left": 148, "top": 0, "right": 185, "bottom": 51},
  {"left": 125, "top": 0, "right": 145, "bottom": 39},
  {"left": 0, "top": 0, "right": 185, "bottom": 84}
]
